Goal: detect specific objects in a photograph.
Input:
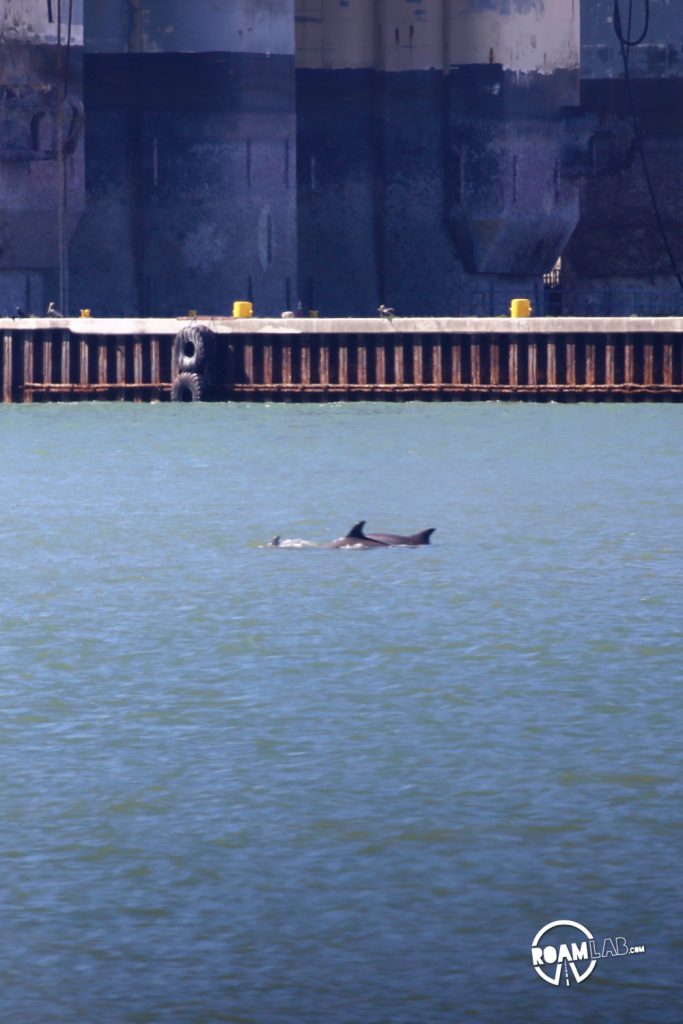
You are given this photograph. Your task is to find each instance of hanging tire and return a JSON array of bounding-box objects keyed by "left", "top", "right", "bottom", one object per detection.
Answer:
[
  {"left": 171, "top": 372, "right": 207, "bottom": 403},
  {"left": 173, "top": 324, "right": 215, "bottom": 374}
]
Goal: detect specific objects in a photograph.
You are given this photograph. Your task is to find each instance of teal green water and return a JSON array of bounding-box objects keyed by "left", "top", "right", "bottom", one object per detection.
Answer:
[{"left": 1, "top": 402, "right": 682, "bottom": 1023}]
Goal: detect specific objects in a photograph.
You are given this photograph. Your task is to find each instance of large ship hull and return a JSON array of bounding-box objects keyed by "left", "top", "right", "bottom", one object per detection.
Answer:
[{"left": 1, "top": 1, "right": 681, "bottom": 317}]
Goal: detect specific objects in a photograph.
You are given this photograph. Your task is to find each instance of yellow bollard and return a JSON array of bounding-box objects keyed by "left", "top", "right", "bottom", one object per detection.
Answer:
[
  {"left": 233, "top": 300, "right": 253, "bottom": 318},
  {"left": 510, "top": 298, "right": 532, "bottom": 318}
]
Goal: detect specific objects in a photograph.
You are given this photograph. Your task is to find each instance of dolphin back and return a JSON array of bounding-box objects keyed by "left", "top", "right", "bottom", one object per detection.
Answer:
[{"left": 364, "top": 527, "right": 435, "bottom": 546}]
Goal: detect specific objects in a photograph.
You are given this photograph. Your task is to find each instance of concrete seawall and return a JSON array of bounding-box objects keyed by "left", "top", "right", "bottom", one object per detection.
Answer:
[{"left": 2, "top": 317, "right": 682, "bottom": 403}]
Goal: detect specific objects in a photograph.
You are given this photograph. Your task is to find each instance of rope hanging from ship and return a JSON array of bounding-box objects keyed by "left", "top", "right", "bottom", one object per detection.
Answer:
[{"left": 613, "top": 0, "right": 683, "bottom": 292}]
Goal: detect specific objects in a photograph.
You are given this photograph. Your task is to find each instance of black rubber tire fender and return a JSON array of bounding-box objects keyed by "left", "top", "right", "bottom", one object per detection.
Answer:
[
  {"left": 173, "top": 324, "right": 215, "bottom": 374},
  {"left": 171, "top": 371, "right": 207, "bottom": 403}
]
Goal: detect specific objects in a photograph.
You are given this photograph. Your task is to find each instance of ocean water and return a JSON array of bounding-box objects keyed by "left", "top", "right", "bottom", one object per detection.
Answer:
[{"left": 1, "top": 401, "right": 682, "bottom": 1024}]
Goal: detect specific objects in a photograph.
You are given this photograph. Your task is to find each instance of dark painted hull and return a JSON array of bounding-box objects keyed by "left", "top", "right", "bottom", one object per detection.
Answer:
[
  {"left": 297, "top": 64, "right": 576, "bottom": 317},
  {"left": 69, "top": 52, "right": 296, "bottom": 317},
  {"left": 2, "top": 2, "right": 682, "bottom": 319},
  {"left": 563, "top": 78, "right": 683, "bottom": 280}
]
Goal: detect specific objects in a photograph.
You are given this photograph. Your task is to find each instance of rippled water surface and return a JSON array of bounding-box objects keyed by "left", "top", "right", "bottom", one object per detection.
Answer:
[{"left": 1, "top": 402, "right": 682, "bottom": 1023}]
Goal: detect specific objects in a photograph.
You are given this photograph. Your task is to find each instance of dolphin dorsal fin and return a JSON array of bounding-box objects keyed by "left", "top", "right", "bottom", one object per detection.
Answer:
[
  {"left": 346, "top": 520, "right": 367, "bottom": 539},
  {"left": 409, "top": 528, "right": 435, "bottom": 544}
]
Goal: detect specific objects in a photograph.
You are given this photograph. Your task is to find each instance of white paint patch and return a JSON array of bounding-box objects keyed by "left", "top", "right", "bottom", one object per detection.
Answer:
[
  {"left": 296, "top": 0, "right": 445, "bottom": 71},
  {"left": 296, "top": 0, "right": 374, "bottom": 69},
  {"left": 0, "top": 0, "right": 83, "bottom": 46},
  {"left": 448, "top": 1, "right": 579, "bottom": 74}
]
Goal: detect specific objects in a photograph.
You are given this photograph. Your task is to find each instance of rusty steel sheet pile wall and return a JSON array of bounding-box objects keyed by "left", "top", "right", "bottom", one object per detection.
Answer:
[
  {"left": 2, "top": 319, "right": 683, "bottom": 403},
  {"left": 1, "top": 324, "right": 175, "bottom": 402}
]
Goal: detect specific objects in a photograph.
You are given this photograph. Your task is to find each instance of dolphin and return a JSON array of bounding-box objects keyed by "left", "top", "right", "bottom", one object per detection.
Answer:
[
  {"left": 364, "top": 528, "right": 435, "bottom": 546},
  {"left": 265, "top": 535, "right": 317, "bottom": 549},
  {"left": 328, "top": 521, "right": 388, "bottom": 549}
]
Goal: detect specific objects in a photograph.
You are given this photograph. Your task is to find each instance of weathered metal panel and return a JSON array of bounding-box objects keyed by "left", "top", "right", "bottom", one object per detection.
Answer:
[
  {"left": 296, "top": 0, "right": 373, "bottom": 71},
  {"left": 624, "top": 339, "right": 635, "bottom": 383},
  {"left": 1, "top": 0, "right": 83, "bottom": 46},
  {"left": 2, "top": 331, "right": 12, "bottom": 402},
  {"left": 263, "top": 340, "right": 274, "bottom": 384},
  {"left": 300, "top": 338, "right": 312, "bottom": 384},
  {"left": 663, "top": 338, "right": 673, "bottom": 386},
  {"left": 281, "top": 338, "right": 293, "bottom": 384},
  {"left": 565, "top": 339, "right": 576, "bottom": 386},
  {"left": 86, "top": 0, "right": 293, "bottom": 56},
  {"left": 527, "top": 340, "right": 537, "bottom": 387},
  {"left": 115, "top": 339, "right": 125, "bottom": 390},
  {"left": 70, "top": 49, "right": 296, "bottom": 317},
  {"left": 0, "top": 0, "right": 84, "bottom": 313},
  {"left": 508, "top": 340, "right": 518, "bottom": 386},
  {"left": 60, "top": 333, "right": 70, "bottom": 386},
  {"left": 489, "top": 339, "right": 500, "bottom": 386},
  {"left": 412, "top": 338, "right": 424, "bottom": 385},
  {"left": 356, "top": 339, "right": 368, "bottom": 386},
  {"left": 375, "top": 342, "right": 386, "bottom": 385},
  {"left": 392, "top": 340, "right": 404, "bottom": 385},
  {"left": 470, "top": 338, "right": 481, "bottom": 386},
  {"left": 582, "top": 0, "right": 683, "bottom": 82},
  {"left": 546, "top": 340, "right": 557, "bottom": 386},
  {"left": 643, "top": 341, "right": 655, "bottom": 386},
  {"left": 243, "top": 340, "right": 255, "bottom": 384},
  {"left": 605, "top": 337, "right": 616, "bottom": 386},
  {"left": 150, "top": 337, "right": 161, "bottom": 387},
  {"left": 446, "top": 0, "right": 579, "bottom": 276},
  {"left": 23, "top": 331, "right": 33, "bottom": 401},
  {"left": 585, "top": 342, "right": 596, "bottom": 386},
  {"left": 42, "top": 333, "right": 53, "bottom": 387},
  {"left": 319, "top": 339, "right": 330, "bottom": 385},
  {"left": 71, "top": 1, "right": 296, "bottom": 318},
  {"left": 97, "top": 337, "right": 108, "bottom": 386},
  {"left": 451, "top": 339, "right": 462, "bottom": 384},
  {"left": 432, "top": 338, "right": 443, "bottom": 385},
  {"left": 564, "top": 0, "right": 683, "bottom": 291},
  {"left": 133, "top": 337, "right": 143, "bottom": 395}
]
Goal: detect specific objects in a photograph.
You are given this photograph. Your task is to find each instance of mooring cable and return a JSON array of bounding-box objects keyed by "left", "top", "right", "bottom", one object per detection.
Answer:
[
  {"left": 613, "top": 0, "right": 683, "bottom": 292},
  {"left": 613, "top": 0, "right": 650, "bottom": 47},
  {"left": 64, "top": 0, "right": 74, "bottom": 101},
  {"left": 54, "top": 0, "right": 75, "bottom": 315},
  {"left": 55, "top": 0, "right": 66, "bottom": 314}
]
